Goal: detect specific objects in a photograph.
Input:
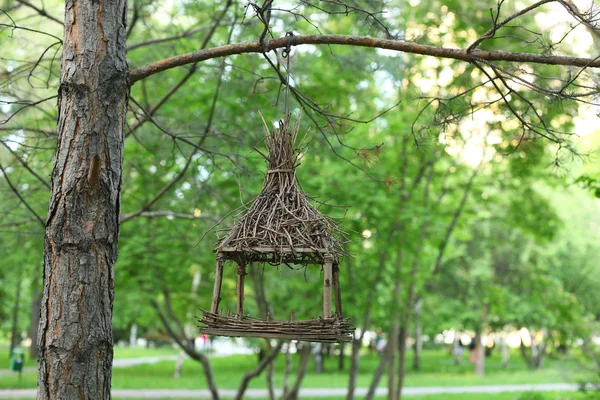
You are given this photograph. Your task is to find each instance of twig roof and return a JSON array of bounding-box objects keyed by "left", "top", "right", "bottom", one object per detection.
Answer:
[{"left": 215, "top": 114, "right": 347, "bottom": 265}]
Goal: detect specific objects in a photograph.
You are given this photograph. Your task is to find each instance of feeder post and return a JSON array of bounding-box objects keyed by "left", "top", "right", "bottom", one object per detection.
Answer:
[
  {"left": 333, "top": 262, "right": 343, "bottom": 317},
  {"left": 323, "top": 255, "right": 333, "bottom": 318},
  {"left": 237, "top": 264, "right": 246, "bottom": 317},
  {"left": 211, "top": 255, "right": 225, "bottom": 314}
]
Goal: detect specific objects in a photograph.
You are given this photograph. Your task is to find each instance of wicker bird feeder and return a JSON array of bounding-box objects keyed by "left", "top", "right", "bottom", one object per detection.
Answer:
[{"left": 198, "top": 115, "right": 353, "bottom": 343}]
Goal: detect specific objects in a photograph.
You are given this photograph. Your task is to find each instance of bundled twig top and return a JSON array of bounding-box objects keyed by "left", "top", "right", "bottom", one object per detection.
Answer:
[{"left": 216, "top": 114, "right": 347, "bottom": 265}]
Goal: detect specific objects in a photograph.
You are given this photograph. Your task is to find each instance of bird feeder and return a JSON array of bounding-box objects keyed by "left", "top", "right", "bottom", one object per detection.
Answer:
[{"left": 198, "top": 115, "right": 353, "bottom": 343}]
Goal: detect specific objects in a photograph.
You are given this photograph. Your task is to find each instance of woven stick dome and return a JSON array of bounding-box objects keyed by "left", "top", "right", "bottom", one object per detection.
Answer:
[{"left": 215, "top": 114, "right": 347, "bottom": 265}]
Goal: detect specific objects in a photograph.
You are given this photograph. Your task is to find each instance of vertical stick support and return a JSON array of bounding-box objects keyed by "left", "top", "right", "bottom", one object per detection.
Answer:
[
  {"left": 237, "top": 264, "right": 246, "bottom": 317},
  {"left": 323, "top": 255, "right": 333, "bottom": 318},
  {"left": 210, "top": 256, "right": 224, "bottom": 314},
  {"left": 332, "top": 263, "right": 343, "bottom": 317}
]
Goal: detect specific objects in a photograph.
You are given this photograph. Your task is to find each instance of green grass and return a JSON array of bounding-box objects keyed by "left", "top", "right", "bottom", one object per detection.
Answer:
[
  {"left": 0, "top": 347, "right": 590, "bottom": 391},
  {"left": 106, "top": 349, "right": 587, "bottom": 390},
  {"left": 112, "top": 346, "right": 179, "bottom": 359},
  {"left": 0, "top": 348, "right": 36, "bottom": 368}
]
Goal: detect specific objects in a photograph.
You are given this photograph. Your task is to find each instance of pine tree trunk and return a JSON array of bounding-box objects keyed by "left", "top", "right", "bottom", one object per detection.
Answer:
[{"left": 37, "top": 0, "right": 129, "bottom": 396}]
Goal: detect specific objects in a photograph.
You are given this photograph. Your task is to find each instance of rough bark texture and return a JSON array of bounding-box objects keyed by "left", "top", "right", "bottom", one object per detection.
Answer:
[{"left": 37, "top": 0, "right": 129, "bottom": 397}]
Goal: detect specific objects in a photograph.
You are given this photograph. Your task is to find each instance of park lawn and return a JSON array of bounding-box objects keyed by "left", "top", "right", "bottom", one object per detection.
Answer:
[
  {"left": 0, "top": 348, "right": 36, "bottom": 368},
  {"left": 0, "top": 348, "right": 589, "bottom": 390},
  {"left": 107, "top": 348, "right": 586, "bottom": 390},
  {"left": 112, "top": 346, "right": 179, "bottom": 359}
]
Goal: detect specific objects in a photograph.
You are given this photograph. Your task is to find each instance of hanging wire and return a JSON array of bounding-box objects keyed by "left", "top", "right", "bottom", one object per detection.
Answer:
[{"left": 282, "top": 31, "right": 294, "bottom": 116}]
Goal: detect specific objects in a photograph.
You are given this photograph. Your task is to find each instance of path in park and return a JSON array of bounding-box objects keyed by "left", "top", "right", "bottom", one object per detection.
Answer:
[
  {"left": 0, "top": 355, "right": 179, "bottom": 378},
  {"left": 0, "top": 383, "right": 581, "bottom": 398}
]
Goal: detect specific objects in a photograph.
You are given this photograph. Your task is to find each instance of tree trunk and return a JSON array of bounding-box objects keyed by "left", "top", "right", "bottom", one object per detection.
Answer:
[
  {"left": 29, "top": 287, "right": 42, "bottom": 360},
  {"left": 37, "top": 0, "right": 129, "bottom": 396},
  {"left": 364, "top": 351, "right": 388, "bottom": 400},
  {"left": 532, "top": 329, "right": 547, "bottom": 369},
  {"left": 338, "top": 342, "right": 345, "bottom": 371},
  {"left": 346, "top": 338, "right": 361, "bottom": 400},
  {"left": 282, "top": 343, "right": 292, "bottom": 396},
  {"left": 9, "top": 267, "right": 23, "bottom": 357},
  {"left": 387, "top": 322, "right": 400, "bottom": 400},
  {"left": 266, "top": 353, "right": 276, "bottom": 400},
  {"left": 282, "top": 345, "right": 311, "bottom": 400},
  {"left": 500, "top": 327, "right": 509, "bottom": 368},
  {"left": 396, "top": 324, "right": 408, "bottom": 400},
  {"left": 474, "top": 330, "right": 485, "bottom": 376},
  {"left": 412, "top": 301, "right": 422, "bottom": 371},
  {"left": 520, "top": 336, "right": 534, "bottom": 369}
]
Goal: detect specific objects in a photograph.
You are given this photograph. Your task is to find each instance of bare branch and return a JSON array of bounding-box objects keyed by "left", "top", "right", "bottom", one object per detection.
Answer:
[
  {"left": 119, "top": 210, "right": 206, "bottom": 223},
  {"left": 0, "top": 161, "right": 45, "bottom": 227},
  {"left": 467, "top": 0, "right": 556, "bottom": 52},
  {"left": 127, "top": 20, "right": 253, "bottom": 52},
  {"left": 14, "top": 0, "right": 63, "bottom": 25},
  {"left": 129, "top": 34, "right": 600, "bottom": 85},
  {"left": 0, "top": 139, "right": 50, "bottom": 188}
]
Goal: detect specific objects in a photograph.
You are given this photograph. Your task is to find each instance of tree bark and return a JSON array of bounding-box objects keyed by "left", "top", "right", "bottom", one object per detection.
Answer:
[{"left": 37, "top": 0, "right": 129, "bottom": 396}]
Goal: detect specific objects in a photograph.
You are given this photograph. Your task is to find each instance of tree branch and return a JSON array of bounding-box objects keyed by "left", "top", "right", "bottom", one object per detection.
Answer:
[
  {"left": 15, "top": 0, "right": 63, "bottom": 25},
  {"left": 129, "top": 34, "right": 600, "bottom": 85},
  {"left": 0, "top": 139, "right": 50, "bottom": 189},
  {"left": 119, "top": 210, "right": 206, "bottom": 222},
  {"left": 0, "top": 161, "right": 45, "bottom": 227},
  {"left": 234, "top": 341, "right": 283, "bottom": 400}
]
